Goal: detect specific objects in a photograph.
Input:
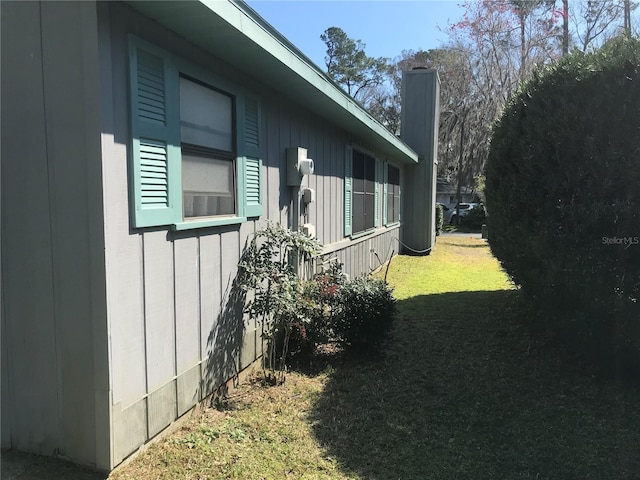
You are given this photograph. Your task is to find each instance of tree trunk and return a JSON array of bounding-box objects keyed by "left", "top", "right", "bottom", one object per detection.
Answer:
[
  {"left": 520, "top": 18, "right": 526, "bottom": 76},
  {"left": 562, "top": 0, "right": 569, "bottom": 55}
]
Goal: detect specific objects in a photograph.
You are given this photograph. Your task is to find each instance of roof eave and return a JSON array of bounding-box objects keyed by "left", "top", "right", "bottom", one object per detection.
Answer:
[{"left": 123, "top": 0, "right": 419, "bottom": 165}]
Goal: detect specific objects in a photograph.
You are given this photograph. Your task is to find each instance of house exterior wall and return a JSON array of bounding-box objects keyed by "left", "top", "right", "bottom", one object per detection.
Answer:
[
  {"left": 1, "top": 0, "right": 413, "bottom": 470},
  {"left": 99, "top": 2, "right": 404, "bottom": 467},
  {"left": 1, "top": 1, "right": 110, "bottom": 468}
]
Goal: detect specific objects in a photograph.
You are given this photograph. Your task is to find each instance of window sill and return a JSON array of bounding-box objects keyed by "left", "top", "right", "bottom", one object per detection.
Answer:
[
  {"left": 350, "top": 229, "right": 376, "bottom": 240},
  {"left": 385, "top": 221, "right": 400, "bottom": 228},
  {"left": 172, "top": 216, "right": 247, "bottom": 231}
]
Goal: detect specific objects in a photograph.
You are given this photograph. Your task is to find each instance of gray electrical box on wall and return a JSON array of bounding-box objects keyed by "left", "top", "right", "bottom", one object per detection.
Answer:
[{"left": 286, "top": 147, "right": 314, "bottom": 186}]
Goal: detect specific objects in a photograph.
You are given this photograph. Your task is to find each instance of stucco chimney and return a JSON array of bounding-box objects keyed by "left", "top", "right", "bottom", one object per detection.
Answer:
[{"left": 400, "top": 69, "right": 440, "bottom": 254}]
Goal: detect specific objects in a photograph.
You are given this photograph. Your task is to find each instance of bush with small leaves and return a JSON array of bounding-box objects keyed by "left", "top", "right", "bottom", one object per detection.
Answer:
[
  {"left": 238, "top": 223, "right": 321, "bottom": 381},
  {"left": 485, "top": 36, "right": 640, "bottom": 372},
  {"left": 334, "top": 276, "right": 396, "bottom": 353}
]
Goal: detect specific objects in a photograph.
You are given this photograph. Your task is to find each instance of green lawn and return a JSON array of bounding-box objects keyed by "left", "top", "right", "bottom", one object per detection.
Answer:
[{"left": 111, "top": 236, "right": 640, "bottom": 480}]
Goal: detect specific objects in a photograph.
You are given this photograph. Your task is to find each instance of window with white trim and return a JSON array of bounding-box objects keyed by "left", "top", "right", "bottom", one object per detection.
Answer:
[{"left": 128, "top": 37, "right": 262, "bottom": 230}]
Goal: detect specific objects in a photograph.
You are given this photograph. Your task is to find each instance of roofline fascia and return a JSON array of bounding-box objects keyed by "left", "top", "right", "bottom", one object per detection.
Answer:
[{"left": 124, "top": 0, "right": 419, "bottom": 164}]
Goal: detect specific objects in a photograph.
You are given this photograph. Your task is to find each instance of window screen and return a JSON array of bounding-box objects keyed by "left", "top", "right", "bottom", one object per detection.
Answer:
[
  {"left": 179, "top": 77, "right": 236, "bottom": 219},
  {"left": 352, "top": 150, "right": 376, "bottom": 234},
  {"left": 387, "top": 164, "right": 400, "bottom": 223}
]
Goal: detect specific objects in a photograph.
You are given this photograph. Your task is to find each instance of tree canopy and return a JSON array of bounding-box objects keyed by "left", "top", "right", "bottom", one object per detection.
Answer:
[
  {"left": 320, "top": 1, "right": 638, "bottom": 190},
  {"left": 320, "top": 27, "right": 388, "bottom": 103}
]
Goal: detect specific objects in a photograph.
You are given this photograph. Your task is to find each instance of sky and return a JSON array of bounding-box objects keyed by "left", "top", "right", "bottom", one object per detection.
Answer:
[{"left": 245, "top": 1, "right": 466, "bottom": 69}]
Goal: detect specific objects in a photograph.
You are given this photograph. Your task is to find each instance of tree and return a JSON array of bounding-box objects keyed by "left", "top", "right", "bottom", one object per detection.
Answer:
[
  {"left": 320, "top": 27, "right": 388, "bottom": 103},
  {"left": 562, "top": 0, "right": 569, "bottom": 54},
  {"left": 509, "top": 0, "right": 550, "bottom": 73},
  {"left": 570, "top": 0, "right": 630, "bottom": 52},
  {"left": 435, "top": 0, "right": 562, "bottom": 184},
  {"left": 365, "top": 49, "right": 442, "bottom": 135}
]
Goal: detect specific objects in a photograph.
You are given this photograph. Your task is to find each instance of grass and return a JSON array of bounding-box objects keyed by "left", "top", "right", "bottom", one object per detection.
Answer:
[{"left": 110, "top": 237, "right": 640, "bottom": 480}]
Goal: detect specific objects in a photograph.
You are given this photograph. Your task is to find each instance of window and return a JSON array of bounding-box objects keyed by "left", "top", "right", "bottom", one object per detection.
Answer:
[
  {"left": 128, "top": 38, "right": 262, "bottom": 229},
  {"left": 344, "top": 146, "right": 380, "bottom": 237},
  {"left": 385, "top": 164, "right": 400, "bottom": 224},
  {"left": 352, "top": 150, "right": 376, "bottom": 234},
  {"left": 180, "top": 77, "right": 236, "bottom": 218}
]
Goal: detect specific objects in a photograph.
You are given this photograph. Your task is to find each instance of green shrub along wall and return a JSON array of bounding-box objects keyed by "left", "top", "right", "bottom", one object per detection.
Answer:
[{"left": 485, "top": 36, "right": 640, "bottom": 372}]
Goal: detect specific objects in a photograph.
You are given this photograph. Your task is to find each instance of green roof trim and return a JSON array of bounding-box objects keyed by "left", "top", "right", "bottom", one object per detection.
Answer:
[{"left": 124, "top": 0, "right": 419, "bottom": 164}]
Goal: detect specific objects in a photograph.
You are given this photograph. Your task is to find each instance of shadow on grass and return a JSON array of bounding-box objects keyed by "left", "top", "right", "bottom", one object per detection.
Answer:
[
  {"left": 310, "top": 290, "right": 640, "bottom": 480},
  {"left": 441, "top": 241, "right": 488, "bottom": 248},
  {"left": 1, "top": 450, "right": 108, "bottom": 480}
]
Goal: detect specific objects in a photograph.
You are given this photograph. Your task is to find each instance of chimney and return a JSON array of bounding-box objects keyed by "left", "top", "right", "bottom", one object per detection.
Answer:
[{"left": 399, "top": 69, "right": 440, "bottom": 255}]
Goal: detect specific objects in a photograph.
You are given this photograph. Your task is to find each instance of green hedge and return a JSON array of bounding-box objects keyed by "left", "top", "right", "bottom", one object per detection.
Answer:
[
  {"left": 435, "top": 203, "right": 444, "bottom": 235},
  {"left": 485, "top": 36, "right": 640, "bottom": 372}
]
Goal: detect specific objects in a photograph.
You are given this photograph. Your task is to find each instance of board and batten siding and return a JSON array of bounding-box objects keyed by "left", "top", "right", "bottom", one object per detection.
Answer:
[
  {"left": 100, "top": 2, "right": 404, "bottom": 466},
  {"left": 1, "top": 0, "right": 111, "bottom": 469}
]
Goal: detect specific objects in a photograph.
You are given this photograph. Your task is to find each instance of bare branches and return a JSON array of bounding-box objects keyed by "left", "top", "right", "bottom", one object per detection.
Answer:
[{"left": 572, "top": 0, "right": 628, "bottom": 52}]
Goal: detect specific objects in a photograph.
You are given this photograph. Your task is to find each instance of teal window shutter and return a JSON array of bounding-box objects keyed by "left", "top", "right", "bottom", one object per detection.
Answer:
[
  {"left": 344, "top": 145, "right": 353, "bottom": 237},
  {"left": 383, "top": 162, "right": 388, "bottom": 226},
  {"left": 238, "top": 95, "right": 263, "bottom": 218},
  {"left": 128, "top": 40, "right": 181, "bottom": 228}
]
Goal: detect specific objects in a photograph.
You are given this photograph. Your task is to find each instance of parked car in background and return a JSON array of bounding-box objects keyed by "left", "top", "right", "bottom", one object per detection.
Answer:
[{"left": 449, "top": 202, "right": 482, "bottom": 224}]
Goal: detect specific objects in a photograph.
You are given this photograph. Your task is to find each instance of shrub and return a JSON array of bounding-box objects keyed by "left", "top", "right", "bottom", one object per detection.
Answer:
[
  {"left": 460, "top": 205, "right": 486, "bottom": 229},
  {"left": 288, "top": 263, "right": 347, "bottom": 358},
  {"left": 238, "top": 223, "right": 321, "bottom": 381},
  {"left": 485, "top": 36, "right": 640, "bottom": 371},
  {"left": 334, "top": 276, "right": 396, "bottom": 353},
  {"left": 435, "top": 203, "right": 444, "bottom": 235}
]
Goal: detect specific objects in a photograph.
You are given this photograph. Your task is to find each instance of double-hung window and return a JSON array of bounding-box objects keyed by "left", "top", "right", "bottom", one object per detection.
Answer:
[
  {"left": 344, "top": 146, "right": 381, "bottom": 237},
  {"left": 384, "top": 164, "right": 401, "bottom": 225},
  {"left": 128, "top": 37, "right": 262, "bottom": 230},
  {"left": 180, "top": 77, "right": 236, "bottom": 219}
]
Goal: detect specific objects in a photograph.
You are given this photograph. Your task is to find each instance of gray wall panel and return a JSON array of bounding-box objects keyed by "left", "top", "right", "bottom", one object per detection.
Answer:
[
  {"left": 147, "top": 381, "right": 177, "bottom": 438},
  {"left": 113, "top": 399, "right": 147, "bottom": 461},
  {"left": 143, "top": 231, "right": 176, "bottom": 392},
  {"left": 199, "top": 234, "right": 222, "bottom": 365},
  {"left": 102, "top": 3, "right": 147, "bottom": 409},
  {"left": 322, "top": 131, "right": 332, "bottom": 246},
  {"left": 177, "top": 364, "right": 200, "bottom": 416},
  {"left": 1, "top": 314, "right": 9, "bottom": 448},
  {"left": 108, "top": 231, "right": 146, "bottom": 408},
  {"left": 239, "top": 328, "right": 258, "bottom": 371},
  {"left": 174, "top": 237, "right": 201, "bottom": 375},
  {"left": 265, "top": 105, "right": 281, "bottom": 222},
  {"left": 218, "top": 229, "right": 243, "bottom": 378},
  {"left": 40, "top": 1, "right": 104, "bottom": 463},
  {"left": 0, "top": 1, "right": 59, "bottom": 455},
  {"left": 278, "top": 107, "right": 293, "bottom": 228}
]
